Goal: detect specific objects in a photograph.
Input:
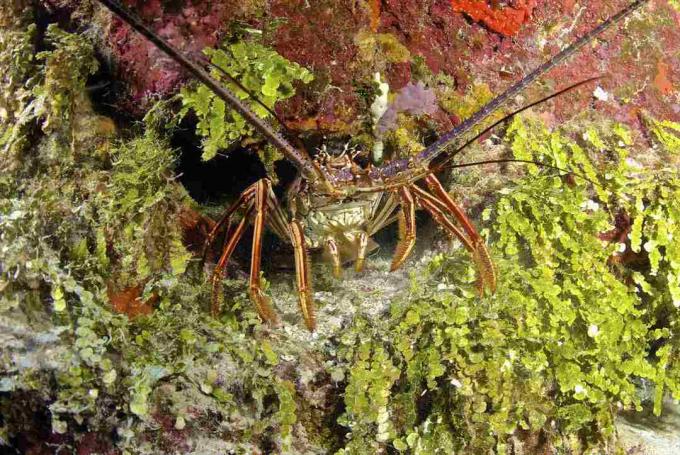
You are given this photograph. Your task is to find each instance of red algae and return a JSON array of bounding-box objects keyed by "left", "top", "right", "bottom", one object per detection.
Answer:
[
  {"left": 107, "top": 282, "right": 155, "bottom": 318},
  {"left": 107, "top": 0, "right": 230, "bottom": 113},
  {"left": 655, "top": 61, "right": 674, "bottom": 95},
  {"left": 450, "top": 0, "right": 537, "bottom": 36}
]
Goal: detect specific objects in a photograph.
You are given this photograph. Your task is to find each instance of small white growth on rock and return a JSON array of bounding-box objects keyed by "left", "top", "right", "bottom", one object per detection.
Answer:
[
  {"left": 175, "top": 416, "right": 186, "bottom": 430},
  {"left": 588, "top": 324, "right": 600, "bottom": 338},
  {"left": 370, "top": 72, "right": 390, "bottom": 163},
  {"left": 593, "top": 86, "right": 610, "bottom": 102}
]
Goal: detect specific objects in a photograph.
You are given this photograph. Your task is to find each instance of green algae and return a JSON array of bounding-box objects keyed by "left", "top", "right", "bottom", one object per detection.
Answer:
[
  {"left": 178, "top": 40, "right": 313, "bottom": 161},
  {"left": 641, "top": 112, "right": 680, "bottom": 154},
  {"left": 355, "top": 31, "right": 412, "bottom": 66},
  {"left": 333, "top": 116, "right": 680, "bottom": 454}
]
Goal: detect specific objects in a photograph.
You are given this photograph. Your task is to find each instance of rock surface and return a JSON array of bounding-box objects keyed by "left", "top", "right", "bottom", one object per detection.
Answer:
[{"left": 91, "top": 0, "right": 679, "bottom": 138}]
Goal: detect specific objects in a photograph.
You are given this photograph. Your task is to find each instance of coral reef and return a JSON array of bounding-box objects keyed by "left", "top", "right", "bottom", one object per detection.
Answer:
[
  {"left": 75, "top": 0, "right": 678, "bottom": 158},
  {"left": 1, "top": 1, "right": 679, "bottom": 454},
  {"left": 103, "top": 0, "right": 239, "bottom": 112}
]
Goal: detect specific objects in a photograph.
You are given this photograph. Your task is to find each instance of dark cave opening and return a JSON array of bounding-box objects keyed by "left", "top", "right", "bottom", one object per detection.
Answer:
[
  {"left": 169, "top": 116, "right": 307, "bottom": 271},
  {"left": 172, "top": 119, "right": 268, "bottom": 206}
]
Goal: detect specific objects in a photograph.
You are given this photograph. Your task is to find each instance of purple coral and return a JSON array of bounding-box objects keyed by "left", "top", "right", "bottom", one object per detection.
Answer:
[{"left": 377, "top": 81, "right": 438, "bottom": 134}]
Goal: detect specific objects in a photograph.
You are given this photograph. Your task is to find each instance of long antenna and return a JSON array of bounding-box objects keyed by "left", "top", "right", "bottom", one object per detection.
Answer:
[
  {"left": 410, "top": 0, "right": 648, "bottom": 169},
  {"left": 430, "top": 76, "right": 602, "bottom": 172},
  {"left": 95, "top": 0, "right": 324, "bottom": 185}
]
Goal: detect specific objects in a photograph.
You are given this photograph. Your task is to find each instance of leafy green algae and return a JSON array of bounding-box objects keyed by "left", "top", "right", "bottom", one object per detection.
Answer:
[
  {"left": 179, "top": 41, "right": 313, "bottom": 161},
  {"left": 335, "top": 116, "right": 680, "bottom": 454}
]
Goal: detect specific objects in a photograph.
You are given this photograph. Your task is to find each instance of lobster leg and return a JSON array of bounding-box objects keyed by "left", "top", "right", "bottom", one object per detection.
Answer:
[
  {"left": 424, "top": 174, "right": 479, "bottom": 243},
  {"left": 367, "top": 193, "right": 398, "bottom": 236},
  {"left": 265, "top": 185, "right": 291, "bottom": 241},
  {"left": 265, "top": 186, "right": 317, "bottom": 330},
  {"left": 211, "top": 203, "right": 255, "bottom": 317},
  {"left": 289, "top": 220, "right": 315, "bottom": 331},
  {"left": 326, "top": 238, "right": 342, "bottom": 278},
  {"left": 355, "top": 231, "right": 369, "bottom": 272},
  {"left": 410, "top": 186, "right": 473, "bottom": 252},
  {"left": 248, "top": 180, "right": 279, "bottom": 326},
  {"left": 202, "top": 186, "right": 256, "bottom": 263},
  {"left": 419, "top": 174, "right": 497, "bottom": 294},
  {"left": 390, "top": 187, "right": 417, "bottom": 271}
]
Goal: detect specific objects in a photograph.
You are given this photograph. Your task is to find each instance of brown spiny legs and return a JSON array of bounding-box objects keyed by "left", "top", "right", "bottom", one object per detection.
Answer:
[
  {"left": 391, "top": 187, "right": 417, "bottom": 271},
  {"left": 206, "top": 178, "right": 316, "bottom": 330},
  {"left": 207, "top": 179, "right": 277, "bottom": 324},
  {"left": 210, "top": 203, "right": 254, "bottom": 317},
  {"left": 202, "top": 185, "right": 256, "bottom": 264},
  {"left": 289, "top": 220, "right": 315, "bottom": 330},
  {"left": 409, "top": 185, "right": 473, "bottom": 250},
  {"left": 248, "top": 180, "right": 279, "bottom": 325},
  {"left": 418, "top": 173, "right": 496, "bottom": 294},
  {"left": 383, "top": 173, "right": 496, "bottom": 295}
]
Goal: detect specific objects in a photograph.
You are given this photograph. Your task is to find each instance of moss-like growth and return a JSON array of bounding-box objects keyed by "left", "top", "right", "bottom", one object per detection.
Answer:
[
  {"left": 1, "top": 24, "right": 309, "bottom": 452},
  {"left": 355, "top": 31, "right": 412, "bottom": 65}
]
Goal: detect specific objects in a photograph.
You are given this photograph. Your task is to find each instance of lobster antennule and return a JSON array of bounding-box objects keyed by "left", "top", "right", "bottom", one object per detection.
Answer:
[
  {"left": 94, "top": 0, "right": 326, "bottom": 187},
  {"left": 446, "top": 159, "right": 604, "bottom": 188}
]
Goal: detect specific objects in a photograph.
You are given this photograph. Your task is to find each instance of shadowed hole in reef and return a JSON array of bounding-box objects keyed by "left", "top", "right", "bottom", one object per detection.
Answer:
[
  {"left": 173, "top": 118, "right": 268, "bottom": 206},
  {"left": 172, "top": 117, "right": 297, "bottom": 271},
  {"left": 86, "top": 51, "right": 137, "bottom": 125}
]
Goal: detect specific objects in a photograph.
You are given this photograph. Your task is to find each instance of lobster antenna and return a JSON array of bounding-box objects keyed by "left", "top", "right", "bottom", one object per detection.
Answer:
[
  {"left": 431, "top": 76, "right": 602, "bottom": 172},
  {"left": 410, "top": 0, "right": 649, "bottom": 170},
  {"left": 448, "top": 158, "right": 603, "bottom": 188},
  {"left": 95, "top": 0, "right": 325, "bottom": 185}
]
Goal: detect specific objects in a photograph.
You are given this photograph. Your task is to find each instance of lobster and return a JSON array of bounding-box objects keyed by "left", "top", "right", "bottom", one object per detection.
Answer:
[{"left": 95, "top": 0, "right": 650, "bottom": 331}]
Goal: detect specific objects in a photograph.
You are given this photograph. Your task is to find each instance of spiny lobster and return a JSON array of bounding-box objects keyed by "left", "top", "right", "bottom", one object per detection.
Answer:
[{"left": 96, "top": 0, "right": 650, "bottom": 331}]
